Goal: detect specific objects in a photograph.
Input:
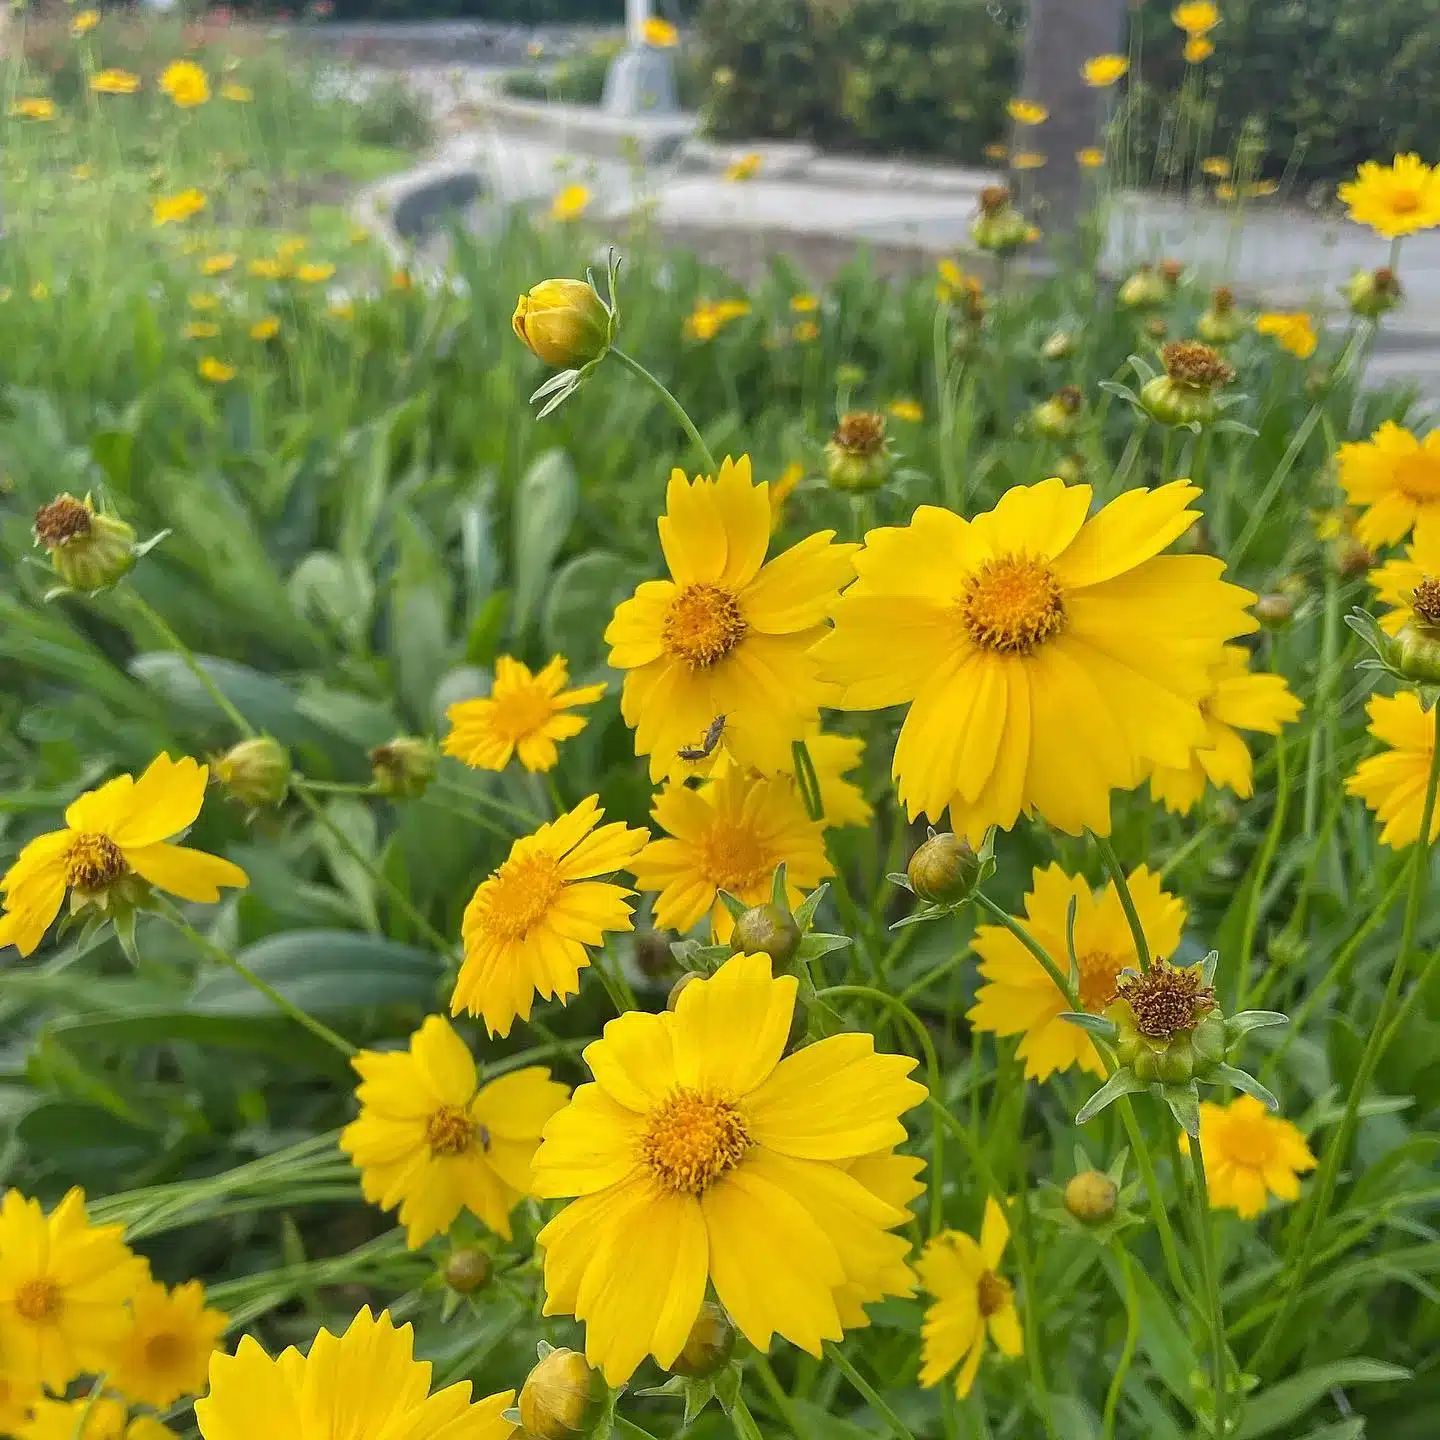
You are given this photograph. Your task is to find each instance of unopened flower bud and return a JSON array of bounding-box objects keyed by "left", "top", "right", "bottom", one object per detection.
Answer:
[
  {"left": 1389, "top": 620, "right": 1440, "bottom": 685},
  {"left": 1032, "top": 386, "right": 1083, "bottom": 438},
  {"left": 213, "top": 736, "right": 290, "bottom": 807},
  {"left": 1144, "top": 317, "right": 1169, "bottom": 340},
  {"left": 1041, "top": 329, "right": 1073, "bottom": 360},
  {"left": 730, "top": 903, "right": 800, "bottom": 965},
  {"left": 1054, "top": 452, "right": 1086, "bottom": 484},
  {"left": 825, "top": 411, "right": 892, "bottom": 493},
  {"left": 1344, "top": 266, "right": 1402, "bottom": 320},
  {"left": 33, "top": 493, "right": 136, "bottom": 592},
  {"left": 632, "top": 929, "right": 674, "bottom": 980},
  {"left": 369, "top": 736, "right": 437, "bottom": 799},
  {"left": 1063, "top": 1169, "right": 1118, "bottom": 1223},
  {"left": 671, "top": 1301, "right": 736, "bottom": 1378},
  {"left": 1159, "top": 258, "right": 1185, "bottom": 287},
  {"left": 667, "top": 972, "right": 702, "bottom": 1011},
  {"left": 1118, "top": 264, "right": 1168, "bottom": 311},
  {"left": 1197, "top": 285, "right": 1244, "bottom": 344},
  {"left": 907, "top": 833, "right": 981, "bottom": 906},
  {"left": 1139, "top": 340, "right": 1234, "bottom": 426},
  {"left": 518, "top": 1348, "right": 603, "bottom": 1438},
  {"left": 1253, "top": 592, "right": 1293, "bottom": 628},
  {"left": 443, "top": 1246, "right": 491, "bottom": 1294},
  {"left": 971, "top": 186, "right": 1032, "bottom": 254},
  {"left": 512, "top": 278, "right": 612, "bottom": 368}
]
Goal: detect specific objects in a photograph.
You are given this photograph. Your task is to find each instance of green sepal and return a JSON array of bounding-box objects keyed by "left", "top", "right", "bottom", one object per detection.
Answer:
[
  {"left": 1058, "top": 1011, "right": 1118, "bottom": 1038},
  {"left": 1163, "top": 1082, "right": 1201, "bottom": 1138},
  {"left": 1211, "top": 1062, "right": 1279, "bottom": 1110},
  {"left": 1075, "top": 1069, "right": 1147, "bottom": 1125},
  {"left": 716, "top": 889, "right": 750, "bottom": 923}
]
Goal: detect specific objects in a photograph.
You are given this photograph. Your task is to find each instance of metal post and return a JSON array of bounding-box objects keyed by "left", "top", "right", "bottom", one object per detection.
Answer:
[
  {"left": 625, "top": 0, "right": 651, "bottom": 49},
  {"left": 602, "top": 0, "right": 679, "bottom": 117}
]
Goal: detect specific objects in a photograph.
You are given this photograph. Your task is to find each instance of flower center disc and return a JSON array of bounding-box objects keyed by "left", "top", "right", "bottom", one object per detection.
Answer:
[
  {"left": 480, "top": 852, "right": 564, "bottom": 942},
  {"left": 491, "top": 682, "right": 557, "bottom": 741},
  {"left": 14, "top": 1278, "right": 63, "bottom": 1324},
  {"left": 960, "top": 555, "right": 1066, "bottom": 655},
  {"left": 977, "top": 1270, "right": 1011, "bottom": 1318},
  {"left": 1076, "top": 951, "right": 1124, "bottom": 1012},
  {"left": 662, "top": 584, "right": 748, "bottom": 669},
  {"left": 1389, "top": 188, "right": 1420, "bottom": 216},
  {"left": 1396, "top": 453, "right": 1440, "bottom": 503},
  {"left": 1116, "top": 963, "right": 1215, "bottom": 1039},
  {"left": 425, "top": 1104, "right": 476, "bottom": 1157},
  {"left": 1220, "top": 1112, "right": 1278, "bottom": 1167},
  {"left": 33, "top": 497, "right": 92, "bottom": 546},
  {"left": 64, "top": 832, "right": 128, "bottom": 891},
  {"left": 144, "top": 1332, "right": 187, "bottom": 1370},
  {"left": 699, "top": 823, "right": 773, "bottom": 897},
  {"left": 641, "top": 1089, "right": 751, "bottom": 1195}
]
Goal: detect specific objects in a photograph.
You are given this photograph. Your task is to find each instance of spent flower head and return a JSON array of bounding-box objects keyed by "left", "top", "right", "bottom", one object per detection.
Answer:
[
  {"left": 33, "top": 493, "right": 138, "bottom": 594},
  {"left": 825, "top": 410, "right": 893, "bottom": 492}
]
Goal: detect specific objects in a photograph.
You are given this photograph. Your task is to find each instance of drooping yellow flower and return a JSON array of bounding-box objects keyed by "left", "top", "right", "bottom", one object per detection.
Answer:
[
  {"left": 605, "top": 456, "right": 857, "bottom": 782},
  {"left": 198, "top": 357, "right": 237, "bottom": 383},
  {"left": 341, "top": 1015, "right": 568, "bottom": 1247},
  {"left": 550, "top": 184, "right": 590, "bottom": 222},
  {"left": 109, "top": 1279, "right": 227, "bottom": 1409},
  {"left": 455, "top": 795, "right": 648, "bottom": 1036},
  {"left": 1255, "top": 311, "right": 1317, "bottom": 359},
  {"left": 724, "top": 152, "right": 762, "bottom": 182},
  {"left": 0, "top": 1188, "right": 149, "bottom": 1390},
  {"left": 91, "top": 69, "right": 141, "bottom": 95},
  {"left": 1172, "top": 2, "right": 1220, "bottom": 36},
  {"left": 21, "top": 1396, "right": 171, "bottom": 1440},
  {"left": 1081, "top": 54, "right": 1128, "bottom": 87},
  {"left": 1338, "top": 154, "right": 1440, "bottom": 238},
  {"left": 71, "top": 9, "right": 101, "bottom": 36},
  {"left": 250, "top": 316, "right": 280, "bottom": 340},
  {"left": 804, "top": 731, "right": 873, "bottom": 828},
  {"left": 641, "top": 16, "right": 678, "bottom": 47},
  {"left": 200, "top": 253, "right": 236, "bottom": 275},
  {"left": 1006, "top": 99, "right": 1048, "bottom": 126},
  {"left": 1337, "top": 420, "right": 1440, "bottom": 550},
  {"left": 10, "top": 97, "right": 56, "bottom": 120},
  {"left": 443, "top": 656, "right": 605, "bottom": 774},
  {"left": 1013, "top": 151, "right": 1047, "bottom": 170},
  {"left": 633, "top": 768, "right": 831, "bottom": 939},
  {"left": 969, "top": 864, "right": 1185, "bottom": 1080},
  {"left": 1179, "top": 1097, "right": 1316, "bottom": 1218},
  {"left": 1076, "top": 147, "right": 1106, "bottom": 169},
  {"left": 918, "top": 1197, "right": 1023, "bottom": 1399},
  {"left": 296, "top": 261, "right": 335, "bottom": 284},
  {"left": 159, "top": 59, "right": 210, "bottom": 108},
  {"left": 0, "top": 755, "right": 248, "bottom": 959},
  {"left": 220, "top": 83, "right": 253, "bottom": 103},
  {"left": 1346, "top": 691, "right": 1440, "bottom": 848},
  {"left": 887, "top": 398, "right": 925, "bottom": 423},
  {"left": 152, "top": 189, "right": 206, "bottom": 226},
  {"left": 815, "top": 478, "right": 1257, "bottom": 843},
  {"left": 1184, "top": 35, "right": 1215, "bottom": 63},
  {"left": 768, "top": 460, "right": 805, "bottom": 531},
  {"left": 194, "top": 1308, "right": 516, "bottom": 1440},
  {"left": 1149, "top": 646, "right": 1302, "bottom": 814},
  {"left": 531, "top": 952, "right": 926, "bottom": 1385}
]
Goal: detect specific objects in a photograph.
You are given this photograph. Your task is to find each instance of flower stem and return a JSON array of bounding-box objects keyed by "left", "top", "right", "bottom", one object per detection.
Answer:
[
  {"left": 1102, "top": 1242, "right": 1140, "bottom": 1440},
  {"left": 1115, "top": 1096, "right": 1192, "bottom": 1306},
  {"left": 973, "top": 892, "right": 1079, "bottom": 1007},
  {"left": 1092, "top": 835, "right": 1150, "bottom": 972},
  {"left": 754, "top": 1355, "right": 812, "bottom": 1439},
  {"left": 611, "top": 347, "right": 718, "bottom": 474},
  {"left": 824, "top": 1342, "right": 917, "bottom": 1440},
  {"left": 1186, "top": 1140, "right": 1229, "bottom": 1436},
  {"left": 728, "top": 1395, "right": 766, "bottom": 1440},
  {"left": 1235, "top": 733, "right": 1289, "bottom": 1008}
]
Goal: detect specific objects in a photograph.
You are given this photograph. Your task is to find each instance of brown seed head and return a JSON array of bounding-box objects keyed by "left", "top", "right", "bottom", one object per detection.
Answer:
[
  {"left": 1160, "top": 259, "right": 1184, "bottom": 284},
  {"left": 1411, "top": 575, "right": 1440, "bottom": 628},
  {"left": 33, "top": 495, "right": 93, "bottom": 548},
  {"left": 1057, "top": 385, "right": 1083, "bottom": 413},
  {"left": 1374, "top": 266, "right": 1402, "bottom": 297},
  {"left": 1211, "top": 285, "right": 1234, "bottom": 312},
  {"left": 832, "top": 410, "right": 887, "bottom": 457},
  {"left": 979, "top": 185, "right": 1012, "bottom": 214},
  {"left": 1161, "top": 340, "right": 1235, "bottom": 390},
  {"left": 1114, "top": 961, "right": 1215, "bottom": 1039}
]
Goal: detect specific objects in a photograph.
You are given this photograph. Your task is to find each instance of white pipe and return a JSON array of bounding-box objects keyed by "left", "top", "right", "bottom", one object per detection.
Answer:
[{"left": 626, "top": 0, "right": 651, "bottom": 48}]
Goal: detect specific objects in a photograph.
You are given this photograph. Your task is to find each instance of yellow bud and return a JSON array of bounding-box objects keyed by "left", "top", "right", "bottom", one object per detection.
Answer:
[
  {"left": 518, "top": 1348, "right": 602, "bottom": 1439},
  {"left": 512, "top": 278, "right": 612, "bottom": 368},
  {"left": 907, "top": 833, "right": 981, "bottom": 905},
  {"left": 1063, "top": 1169, "right": 1118, "bottom": 1223},
  {"left": 32, "top": 493, "right": 136, "bottom": 592},
  {"left": 369, "top": 736, "right": 437, "bottom": 799},
  {"left": 671, "top": 1302, "right": 736, "bottom": 1378},
  {"left": 213, "top": 737, "right": 291, "bottom": 807},
  {"left": 442, "top": 1246, "right": 491, "bottom": 1294}
]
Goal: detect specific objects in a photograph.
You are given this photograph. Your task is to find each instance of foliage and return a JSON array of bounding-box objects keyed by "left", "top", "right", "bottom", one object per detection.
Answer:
[{"left": 501, "top": 41, "right": 706, "bottom": 111}]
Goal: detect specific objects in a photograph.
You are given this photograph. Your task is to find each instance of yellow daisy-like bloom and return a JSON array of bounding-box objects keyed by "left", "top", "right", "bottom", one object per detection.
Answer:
[
  {"left": 109, "top": 1279, "right": 228, "bottom": 1409},
  {"left": 1006, "top": 99, "right": 1048, "bottom": 126},
  {"left": 684, "top": 299, "right": 751, "bottom": 340},
  {"left": 632, "top": 768, "right": 831, "bottom": 939},
  {"left": 1172, "top": 1, "right": 1220, "bottom": 36},
  {"left": 21, "top": 1397, "right": 172, "bottom": 1440},
  {"left": 1179, "top": 1097, "right": 1316, "bottom": 1218},
  {"left": 10, "top": 97, "right": 56, "bottom": 120},
  {"left": 159, "top": 60, "right": 210, "bottom": 108},
  {"left": 968, "top": 863, "right": 1185, "bottom": 1080},
  {"left": 1149, "top": 646, "right": 1301, "bottom": 814},
  {"left": 194, "top": 1307, "right": 515, "bottom": 1440},
  {"left": 443, "top": 656, "right": 605, "bottom": 774},
  {"left": 1184, "top": 35, "right": 1215, "bottom": 63},
  {"left": 184, "top": 321, "right": 220, "bottom": 340},
  {"left": 0, "top": 754, "right": 248, "bottom": 959},
  {"left": 887, "top": 399, "right": 925, "bottom": 423},
  {"left": 220, "top": 83, "right": 253, "bottom": 103},
  {"left": 1370, "top": 530, "right": 1440, "bottom": 635},
  {"left": 296, "top": 262, "right": 335, "bottom": 284},
  {"left": 790, "top": 294, "right": 819, "bottom": 314},
  {"left": 1255, "top": 311, "right": 1317, "bottom": 359},
  {"left": 91, "top": 69, "right": 141, "bottom": 95},
  {"left": 1076, "top": 147, "right": 1106, "bottom": 169},
  {"left": 917, "top": 1197, "right": 1022, "bottom": 1399},
  {"left": 72, "top": 9, "right": 101, "bottom": 36},
  {"left": 724, "top": 153, "right": 762, "bottom": 183},
  {"left": 531, "top": 952, "right": 926, "bottom": 1385},
  {"left": 1081, "top": 54, "right": 1128, "bottom": 87},
  {"left": 201, "top": 253, "right": 236, "bottom": 275},
  {"left": 1338, "top": 154, "right": 1440, "bottom": 239},
  {"left": 805, "top": 731, "right": 873, "bottom": 829},
  {"left": 1202, "top": 155, "right": 1231, "bottom": 178},
  {"left": 198, "top": 357, "right": 236, "bottom": 383},
  {"left": 641, "top": 16, "right": 678, "bottom": 47},
  {"left": 0, "top": 1188, "right": 149, "bottom": 1391},
  {"left": 768, "top": 460, "right": 805, "bottom": 531},
  {"left": 455, "top": 796, "right": 648, "bottom": 1036},
  {"left": 341, "top": 1015, "right": 568, "bottom": 1248},
  {"left": 247, "top": 258, "right": 287, "bottom": 280},
  {"left": 605, "top": 456, "right": 857, "bottom": 782},
  {"left": 189, "top": 292, "right": 220, "bottom": 311},
  {"left": 152, "top": 189, "right": 206, "bottom": 226},
  {"left": 0, "top": 1369, "right": 42, "bottom": 1434},
  {"left": 1346, "top": 691, "right": 1440, "bottom": 848},
  {"left": 551, "top": 184, "right": 590, "bottom": 222},
  {"left": 815, "top": 478, "right": 1257, "bottom": 842},
  {"left": 1013, "top": 151, "right": 1047, "bottom": 170},
  {"left": 250, "top": 317, "right": 280, "bottom": 341},
  {"left": 1336, "top": 420, "right": 1440, "bottom": 550}
]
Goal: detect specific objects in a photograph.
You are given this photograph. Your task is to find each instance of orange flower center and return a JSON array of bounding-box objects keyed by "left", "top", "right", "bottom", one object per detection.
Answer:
[
  {"left": 960, "top": 555, "right": 1066, "bottom": 654},
  {"left": 1076, "top": 950, "right": 1124, "bottom": 1012},
  {"left": 490, "top": 680, "right": 557, "bottom": 741},
  {"left": 1395, "top": 451, "right": 1440, "bottom": 503},
  {"left": 1388, "top": 187, "right": 1420, "bottom": 216},
  {"left": 1217, "top": 1109, "right": 1278, "bottom": 1167},
  {"left": 479, "top": 852, "right": 564, "bottom": 942},
  {"left": 14, "top": 1278, "right": 63, "bottom": 1324},
  {"left": 641, "top": 1089, "right": 751, "bottom": 1194},
  {"left": 425, "top": 1104, "right": 477, "bottom": 1157},
  {"left": 64, "top": 832, "right": 128, "bottom": 891},
  {"left": 143, "top": 1331, "right": 188, "bottom": 1370},
  {"left": 977, "top": 1269, "right": 1011, "bottom": 1318},
  {"left": 662, "top": 583, "right": 748, "bottom": 668},
  {"left": 699, "top": 821, "right": 774, "bottom": 897}
]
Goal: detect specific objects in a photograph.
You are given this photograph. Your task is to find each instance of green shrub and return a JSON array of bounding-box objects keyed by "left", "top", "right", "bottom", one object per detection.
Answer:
[{"left": 501, "top": 44, "right": 706, "bottom": 110}]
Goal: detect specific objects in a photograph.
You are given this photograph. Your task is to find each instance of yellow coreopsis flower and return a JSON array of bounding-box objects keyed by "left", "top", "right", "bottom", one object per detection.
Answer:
[
  {"left": 0, "top": 1189, "right": 149, "bottom": 1390},
  {"left": 250, "top": 316, "right": 280, "bottom": 340},
  {"left": 455, "top": 795, "right": 648, "bottom": 1036},
  {"left": 159, "top": 59, "right": 210, "bottom": 108},
  {"left": 768, "top": 460, "right": 805, "bottom": 530},
  {"left": 71, "top": 9, "right": 101, "bottom": 35},
  {"left": 152, "top": 189, "right": 206, "bottom": 226},
  {"left": 1082, "top": 54, "right": 1128, "bottom": 87},
  {"left": 1006, "top": 99, "right": 1048, "bottom": 126},
  {"left": 642, "top": 16, "right": 678, "bottom": 47},
  {"left": 220, "top": 83, "right": 252, "bottom": 103},
  {"left": 201, "top": 252, "right": 236, "bottom": 275},
  {"left": 683, "top": 299, "right": 751, "bottom": 340},
  {"left": 1013, "top": 151, "right": 1047, "bottom": 170},
  {"left": 341, "top": 1015, "right": 568, "bottom": 1247},
  {"left": 1172, "top": 2, "right": 1220, "bottom": 36},
  {"left": 198, "top": 357, "right": 236, "bottom": 383},
  {"left": 969, "top": 864, "right": 1185, "bottom": 1080},
  {"left": 0, "top": 755, "right": 248, "bottom": 958},
  {"left": 247, "top": 257, "right": 286, "bottom": 279},
  {"left": 1179, "top": 1097, "right": 1316, "bottom": 1218},
  {"left": 109, "top": 1279, "right": 227, "bottom": 1409},
  {"left": 443, "top": 656, "right": 605, "bottom": 774},
  {"left": 277, "top": 236, "right": 308, "bottom": 259},
  {"left": 1202, "top": 155, "right": 1232, "bottom": 178},
  {"left": 1184, "top": 35, "right": 1215, "bottom": 63},
  {"left": 804, "top": 731, "right": 873, "bottom": 828},
  {"left": 815, "top": 478, "right": 1257, "bottom": 843},
  {"left": 21, "top": 1397, "right": 172, "bottom": 1440},
  {"left": 605, "top": 456, "right": 857, "bottom": 782},
  {"left": 1346, "top": 691, "right": 1440, "bottom": 847},
  {"left": 550, "top": 184, "right": 590, "bottom": 222},
  {"left": 91, "top": 69, "right": 140, "bottom": 95},
  {"left": 1337, "top": 420, "right": 1440, "bottom": 549},
  {"left": 632, "top": 768, "right": 831, "bottom": 939},
  {"left": 194, "top": 1308, "right": 516, "bottom": 1440},
  {"left": 724, "top": 153, "right": 762, "bottom": 182},
  {"left": 1149, "top": 646, "right": 1302, "bottom": 814},
  {"left": 887, "top": 398, "right": 925, "bottom": 423},
  {"left": 918, "top": 1197, "right": 1023, "bottom": 1399},
  {"left": 790, "top": 293, "right": 819, "bottom": 313},
  {"left": 183, "top": 321, "right": 220, "bottom": 340},
  {"left": 1370, "top": 528, "right": 1440, "bottom": 634},
  {"left": 10, "top": 97, "right": 56, "bottom": 120},
  {"left": 531, "top": 952, "right": 926, "bottom": 1384},
  {"left": 1255, "top": 311, "right": 1317, "bottom": 359},
  {"left": 1077, "top": 147, "right": 1106, "bottom": 169},
  {"left": 1338, "top": 154, "right": 1440, "bottom": 238},
  {"left": 0, "top": 1370, "right": 41, "bottom": 1435},
  {"left": 296, "top": 261, "right": 335, "bottom": 283}
]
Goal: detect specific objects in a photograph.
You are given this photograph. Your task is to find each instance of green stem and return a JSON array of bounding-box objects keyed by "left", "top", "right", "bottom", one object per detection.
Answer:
[
  {"left": 614, "top": 1421, "right": 665, "bottom": 1440},
  {"left": 1229, "top": 403, "right": 1327, "bottom": 568},
  {"left": 612, "top": 347, "right": 718, "bottom": 474},
  {"left": 1236, "top": 734, "right": 1289, "bottom": 1008},
  {"left": 729, "top": 1394, "right": 766, "bottom": 1440},
  {"left": 1302, "top": 566, "right": 1341, "bottom": 840},
  {"left": 973, "top": 892, "right": 1078, "bottom": 1007},
  {"left": 1116, "top": 1097, "right": 1192, "bottom": 1305},
  {"left": 1102, "top": 1243, "right": 1140, "bottom": 1440},
  {"left": 754, "top": 1354, "right": 812, "bottom": 1439},
  {"left": 159, "top": 900, "right": 356, "bottom": 1057},
  {"left": 824, "top": 1342, "right": 917, "bottom": 1440},
  {"left": 1187, "top": 1142, "right": 1229, "bottom": 1436},
  {"left": 1092, "top": 835, "right": 1150, "bottom": 972},
  {"left": 1010, "top": 1188, "right": 1060, "bottom": 1440}
]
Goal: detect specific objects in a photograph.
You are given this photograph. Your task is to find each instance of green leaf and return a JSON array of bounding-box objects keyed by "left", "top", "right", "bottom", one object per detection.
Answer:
[
  {"left": 1100, "top": 1250, "right": 1198, "bottom": 1405},
  {"left": 541, "top": 550, "right": 638, "bottom": 670},
  {"left": 17, "top": 1100, "right": 161, "bottom": 1179},
  {"left": 511, "top": 448, "right": 577, "bottom": 640},
  {"left": 46, "top": 1011, "right": 348, "bottom": 1072},
  {"left": 1236, "top": 1361, "right": 1411, "bottom": 1439}
]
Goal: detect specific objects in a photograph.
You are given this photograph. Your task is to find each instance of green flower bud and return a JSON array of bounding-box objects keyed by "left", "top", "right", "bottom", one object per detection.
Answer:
[
  {"left": 1196, "top": 286, "right": 1244, "bottom": 344},
  {"left": 33, "top": 493, "right": 136, "bottom": 592},
  {"left": 671, "top": 1301, "right": 736, "bottom": 1378},
  {"left": 907, "top": 833, "right": 981, "bottom": 906},
  {"left": 1040, "top": 329, "right": 1073, "bottom": 360},
  {"left": 1063, "top": 1170, "right": 1117, "bottom": 1223},
  {"left": 369, "top": 736, "right": 437, "bottom": 799},
  {"left": 512, "top": 277, "right": 612, "bottom": 368},
  {"left": 825, "top": 411, "right": 892, "bottom": 493},
  {"left": 632, "top": 928, "right": 674, "bottom": 980},
  {"left": 518, "top": 1348, "right": 603, "bottom": 1438},
  {"left": 1117, "top": 264, "right": 1168, "bottom": 311},
  {"left": 971, "top": 186, "right": 1032, "bottom": 254},
  {"left": 212, "top": 736, "right": 291, "bottom": 808},
  {"left": 1344, "top": 266, "right": 1402, "bottom": 320},
  {"left": 1139, "top": 340, "right": 1234, "bottom": 426},
  {"left": 442, "top": 1246, "right": 491, "bottom": 1294},
  {"left": 730, "top": 903, "right": 800, "bottom": 965},
  {"left": 1031, "top": 386, "right": 1083, "bottom": 438},
  {"left": 1252, "top": 592, "right": 1293, "bottom": 628}
]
